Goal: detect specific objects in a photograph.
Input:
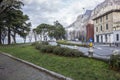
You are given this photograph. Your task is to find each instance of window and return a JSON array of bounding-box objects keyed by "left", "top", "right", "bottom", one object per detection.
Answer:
[
  {"left": 100, "top": 18, "right": 102, "bottom": 22},
  {"left": 116, "top": 34, "right": 119, "bottom": 41},
  {"left": 101, "top": 26, "right": 102, "bottom": 31},
  {"left": 96, "top": 35, "right": 99, "bottom": 43},
  {"left": 96, "top": 19, "right": 98, "bottom": 23},
  {"left": 101, "top": 35, "right": 103, "bottom": 43},
  {"left": 106, "top": 24, "right": 108, "bottom": 30},
  {"left": 106, "top": 15, "right": 108, "bottom": 20},
  {"left": 96, "top": 27, "right": 98, "bottom": 32},
  {"left": 105, "top": 34, "right": 107, "bottom": 42}
]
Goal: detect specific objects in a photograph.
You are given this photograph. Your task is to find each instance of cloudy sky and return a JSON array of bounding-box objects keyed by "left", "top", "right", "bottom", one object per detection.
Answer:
[{"left": 21, "top": 0, "right": 104, "bottom": 28}]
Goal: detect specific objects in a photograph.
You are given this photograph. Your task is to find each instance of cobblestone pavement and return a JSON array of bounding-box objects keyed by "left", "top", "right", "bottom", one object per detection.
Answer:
[{"left": 0, "top": 54, "right": 60, "bottom": 80}]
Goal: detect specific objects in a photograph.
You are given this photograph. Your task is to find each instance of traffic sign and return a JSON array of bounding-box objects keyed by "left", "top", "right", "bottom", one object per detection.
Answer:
[{"left": 89, "top": 38, "right": 93, "bottom": 42}]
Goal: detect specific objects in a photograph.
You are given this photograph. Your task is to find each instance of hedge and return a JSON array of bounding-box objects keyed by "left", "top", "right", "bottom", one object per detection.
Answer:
[
  {"left": 32, "top": 42, "right": 84, "bottom": 57},
  {"left": 109, "top": 54, "right": 120, "bottom": 71}
]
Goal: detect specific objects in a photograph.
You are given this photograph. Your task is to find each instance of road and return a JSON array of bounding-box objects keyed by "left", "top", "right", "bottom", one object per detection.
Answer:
[
  {"left": 68, "top": 41, "right": 120, "bottom": 59},
  {"left": 50, "top": 41, "right": 120, "bottom": 59},
  {"left": 0, "top": 53, "right": 60, "bottom": 80}
]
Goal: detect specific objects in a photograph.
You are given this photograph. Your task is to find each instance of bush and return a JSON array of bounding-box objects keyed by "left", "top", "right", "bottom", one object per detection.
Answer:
[
  {"left": 57, "top": 43, "right": 60, "bottom": 46},
  {"left": 35, "top": 43, "right": 42, "bottom": 50},
  {"left": 53, "top": 46, "right": 61, "bottom": 55},
  {"left": 53, "top": 46, "right": 83, "bottom": 57},
  {"left": 53, "top": 47, "right": 69, "bottom": 56},
  {"left": 40, "top": 45, "right": 48, "bottom": 52},
  {"left": 109, "top": 53, "right": 120, "bottom": 71},
  {"left": 41, "top": 41, "right": 49, "bottom": 45},
  {"left": 40, "top": 45, "right": 56, "bottom": 53},
  {"left": 64, "top": 49, "right": 83, "bottom": 57},
  {"left": 34, "top": 43, "right": 84, "bottom": 57},
  {"left": 31, "top": 42, "right": 39, "bottom": 46},
  {"left": 45, "top": 45, "right": 56, "bottom": 53}
]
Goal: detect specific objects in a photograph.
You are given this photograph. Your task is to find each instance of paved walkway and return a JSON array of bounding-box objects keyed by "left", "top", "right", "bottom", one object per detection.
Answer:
[{"left": 0, "top": 53, "right": 60, "bottom": 80}]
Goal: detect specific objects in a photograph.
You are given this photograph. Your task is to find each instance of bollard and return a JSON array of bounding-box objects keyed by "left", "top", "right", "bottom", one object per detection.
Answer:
[
  {"left": 88, "top": 42, "right": 94, "bottom": 57},
  {"left": 88, "top": 47, "right": 94, "bottom": 57}
]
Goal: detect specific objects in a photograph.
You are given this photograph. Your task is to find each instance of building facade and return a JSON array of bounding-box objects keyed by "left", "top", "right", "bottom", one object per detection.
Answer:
[
  {"left": 66, "top": 10, "right": 92, "bottom": 41},
  {"left": 113, "top": 21, "right": 120, "bottom": 45},
  {"left": 86, "top": 22, "right": 94, "bottom": 42},
  {"left": 93, "top": 0, "right": 120, "bottom": 44}
]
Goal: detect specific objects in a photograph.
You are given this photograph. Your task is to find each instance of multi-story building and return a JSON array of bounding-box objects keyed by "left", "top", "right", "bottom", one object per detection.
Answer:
[
  {"left": 66, "top": 10, "right": 92, "bottom": 41},
  {"left": 93, "top": 0, "right": 120, "bottom": 44},
  {"left": 113, "top": 21, "right": 120, "bottom": 45},
  {"left": 86, "top": 20, "right": 94, "bottom": 41}
]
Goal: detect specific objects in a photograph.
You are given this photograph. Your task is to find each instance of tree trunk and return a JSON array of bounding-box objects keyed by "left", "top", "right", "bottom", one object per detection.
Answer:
[
  {"left": 34, "top": 33, "right": 37, "bottom": 42},
  {"left": 24, "top": 38, "right": 26, "bottom": 43},
  {"left": 40, "top": 35, "right": 42, "bottom": 41},
  {"left": 2, "top": 38, "right": 5, "bottom": 44},
  {"left": 13, "top": 32, "right": 16, "bottom": 44},
  {"left": 8, "top": 27, "right": 11, "bottom": 45}
]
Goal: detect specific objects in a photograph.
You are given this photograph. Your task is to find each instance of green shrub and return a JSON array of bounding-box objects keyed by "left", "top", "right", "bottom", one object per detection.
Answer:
[
  {"left": 53, "top": 46, "right": 61, "bottom": 55},
  {"left": 53, "top": 46, "right": 83, "bottom": 57},
  {"left": 40, "top": 45, "right": 48, "bottom": 52},
  {"left": 64, "top": 49, "right": 83, "bottom": 57},
  {"left": 34, "top": 43, "right": 84, "bottom": 57},
  {"left": 45, "top": 45, "right": 56, "bottom": 53},
  {"left": 35, "top": 43, "right": 42, "bottom": 50},
  {"left": 53, "top": 47, "right": 67, "bottom": 55},
  {"left": 109, "top": 54, "right": 120, "bottom": 71},
  {"left": 40, "top": 45, "right": 56, "bottom": 53},
  {"left": 73, "top": 50, "right": 84, "bottom": 57},
  {"left": 31, "top": 42, "right": 39, "bottom": 46},
  {"left": 41, "top": 41, "right": 49, "bottom": 45},
  {"left": 57, "top": 43, "right": 60, "bottom": 46}
]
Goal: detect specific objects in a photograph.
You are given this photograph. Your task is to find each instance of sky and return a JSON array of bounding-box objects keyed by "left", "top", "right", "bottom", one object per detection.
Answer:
[{"left": 21, "top": 0, "right": 105, "bottom": 28}]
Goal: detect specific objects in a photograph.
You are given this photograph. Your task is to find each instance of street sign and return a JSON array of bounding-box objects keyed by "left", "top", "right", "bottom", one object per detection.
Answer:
[{"left": 89, "top": 38, "right": 93, "bottom": 42}]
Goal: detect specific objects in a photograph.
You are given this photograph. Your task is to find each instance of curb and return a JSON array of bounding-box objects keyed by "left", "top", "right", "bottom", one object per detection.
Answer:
[{"left": 0, "top": 52, "right": 73, "bottom": 80}]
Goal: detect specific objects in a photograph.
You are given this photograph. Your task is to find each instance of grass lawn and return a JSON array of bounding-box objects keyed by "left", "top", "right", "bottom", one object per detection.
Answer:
[{"left": 0, "top": 45, "right": 120, "bottom": 80}]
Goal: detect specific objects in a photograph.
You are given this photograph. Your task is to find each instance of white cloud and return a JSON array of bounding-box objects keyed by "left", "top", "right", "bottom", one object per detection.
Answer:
[{"left": 21, "top": 0, "right": 104, "bottom": 28}]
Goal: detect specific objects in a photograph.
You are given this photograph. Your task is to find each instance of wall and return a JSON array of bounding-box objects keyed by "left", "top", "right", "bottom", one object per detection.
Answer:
[{"left": 86, "top": 24, "right": 94, "bottom": 41}]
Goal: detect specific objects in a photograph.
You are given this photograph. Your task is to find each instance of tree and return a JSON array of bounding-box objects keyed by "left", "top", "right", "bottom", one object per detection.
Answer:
[
  {"left": 36, "top": 23, "right": 50, "bottom": 41},
  {"left": 0, "top": 0, "right": 31, "bottom": 45},
  {"left": 1, "top": 25, "right": 7, "bottom": 44},
  {"left": 47, "top": 25, "right": 56, "bottom": 40},
  {"left": 52, "top": 21, "right": 66, "bottom": 40},
  {"left": 0, "top": 0, "right": 23, "bottom": 14},
  {"left": 11, "top": 11, "right": 30, "bottom": 44},
  {"left": 33, "top": 28, "right": 37, "bottom": 42},
  {"left": 28, "top": 30, "right": 33, "bottom": 43},
  {"left": 19, "top": 22, "right": 31, "bottom": 43},
  {"left": 34, "top": 21, "right": 66, "bottom": 42}
]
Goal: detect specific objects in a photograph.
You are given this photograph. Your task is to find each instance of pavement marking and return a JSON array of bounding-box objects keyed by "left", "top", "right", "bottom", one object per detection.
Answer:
[{"left": 96, "top": 47, "right": 102, "bottom": 50}]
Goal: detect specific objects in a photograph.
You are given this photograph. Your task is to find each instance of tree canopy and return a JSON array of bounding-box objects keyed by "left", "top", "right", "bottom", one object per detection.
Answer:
[
  {"left": 0, "top": 0, "right": 31, "bottom": 44},
  {"left": 33, "top": 21, "right": 66, "bottom": 41}
]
